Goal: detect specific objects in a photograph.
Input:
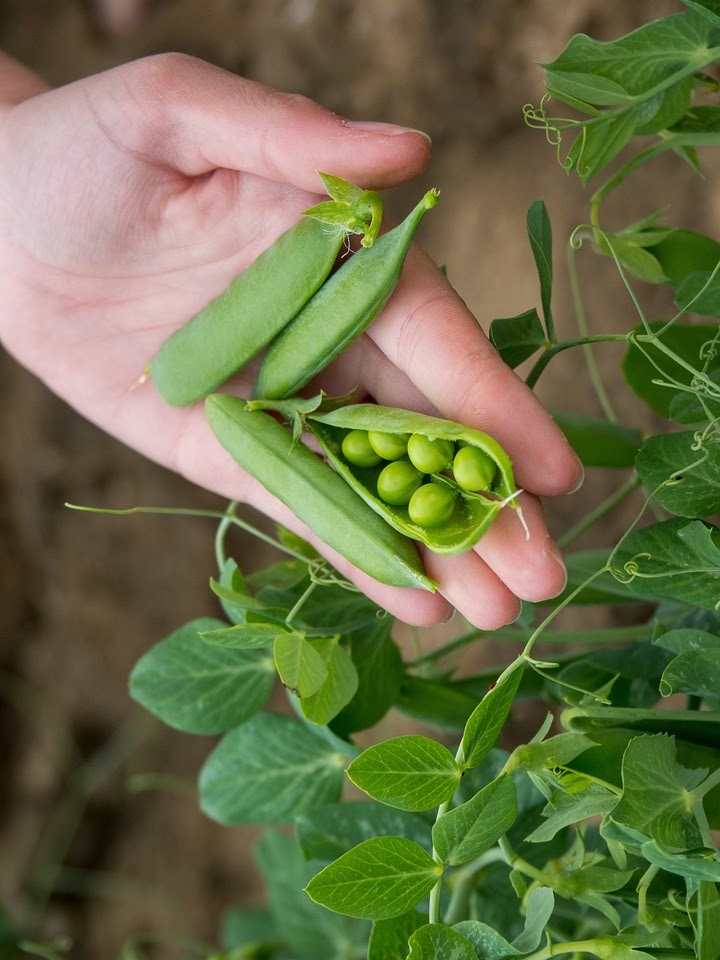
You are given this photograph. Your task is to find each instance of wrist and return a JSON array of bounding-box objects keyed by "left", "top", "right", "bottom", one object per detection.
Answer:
[{"left": 0, "top": 52, "right": 50, "bottom": 116}]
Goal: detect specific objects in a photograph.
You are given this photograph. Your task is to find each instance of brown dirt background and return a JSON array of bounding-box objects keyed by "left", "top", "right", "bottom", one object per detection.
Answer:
[{"left": 0, "top": 1, "right": 716, "bottom": 957}]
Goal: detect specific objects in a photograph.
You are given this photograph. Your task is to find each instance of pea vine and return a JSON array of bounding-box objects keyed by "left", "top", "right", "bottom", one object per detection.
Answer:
[{"left": 15, "top": 3, "right": 720, "bottom": 959}]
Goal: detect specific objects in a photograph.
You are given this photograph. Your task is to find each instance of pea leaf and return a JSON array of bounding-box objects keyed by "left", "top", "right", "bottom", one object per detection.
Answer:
[
  {"left": 506, "top": 733, "right": 598, "bottom": 775},
  {"left": 300, "top": 637, "right": 359, "bottom": 726},
  {"left": 690, "top": 879, "right": 720, "bottom": 960},
  {"left": 639, "top": 839, "right": 720, "bottom": 881},
  {"left": 297, "top": 802, "right": 432, "bottom": 861},
  {"left": 562, "top": 703, "right": 720, "bottom": 750},
  {"left": 459, "top": 661, "right": 524, "bottom": 769},
  {"left": 199, "top": 712, "right": 346, "bottom": 824},
  {"left": 622, "top": 321, "right": 719, "bottom": 418},
  {"left": 347, "top": 736, "right": 461, "bottom": 811},
  {"left": 489, "top": 308, "right": 546, "bottom": 369},
  {"left": 368, "top": 911, "right": 427, "bottom": 960},
  {"left": 432, "top": 774, "right": 517, "bottom": 867},
  {"left": 405, "top": 923, "right": 477, "bottom": 960},
  {"left": 682, "top": 0, "right": 720, "bottom": 27},
  {"left": 253, "top": 831, "right": 367, "bottom": 960},
  {"left": 609, "top": 734, "right": 705, "bottom": 849},
  {"left": 452, "top": 921, "right": 520, "bottom": 958},
  {"left": 511, "top": 887, "right": 555, "bottom": 953},
  {"left": 331, "top": 617, "right": 403, "bottom": 737},
  {"left": 636, "top": 430, "right": 720, "bottom": 517},
  {"left": 129, "top": 618, "right": 275, "bottom": 735},
  {"left": 304, "top": 837, "right": 442, "bottom": 920},
  {"left": 610, "top": 517, "right": 720, "bottom": 609},
  {"left": 273, "top": 631, "right": 328, "bottom": 698},
  {"left": 199, "top": 621, "right": 288, "bottom": 649},
  {"left": 647, "top": 227, "right": 720, "bottom": 290},
  {"left": 553, "top": 413, "right": 643, "bottom": 468},
  {"left": 660, "top": 644, "right": 720, "bottom": 699},
  {"left": 527, "top": 200, "right": 554, "bottom": 340},
  {"left": 526, "top": 784, "right": 618, "bottom": 843}
]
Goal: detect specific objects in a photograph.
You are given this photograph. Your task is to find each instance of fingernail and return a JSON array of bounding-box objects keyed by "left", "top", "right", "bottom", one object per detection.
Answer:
[
  {"left": 566, "top": 460, "right": 585, "bottom": 495},
  {"left": 441, "top": 606, "right": 457, "bottom": 624},
  {"left": 345, "top": 120, "right": 432, "bottom": 143},
  {"left": 543, "top": 536, "right": 568, "bottom": 592}
]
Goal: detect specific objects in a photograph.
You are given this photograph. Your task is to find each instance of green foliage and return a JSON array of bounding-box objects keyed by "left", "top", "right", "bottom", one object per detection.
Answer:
[{"left": 110, "top": 7, "right": 720, "bottom": 958}]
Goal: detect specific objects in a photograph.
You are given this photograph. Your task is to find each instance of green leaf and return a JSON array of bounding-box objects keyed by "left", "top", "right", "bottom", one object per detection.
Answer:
[
  {"left": 611, "top": 517, "right": 720, "bottom": 609},
  {"left": 647, "top": 227, "right": 720, "bottom": 290},
  {"left": 506, "top": 733, "right": 597, "bottom": 775},
  {"left": 565, "top": 108, "right": 640, "bottom": 183},
  {"left": 217, "top": 558, "right": 251, "bottom": 624},
  {"left": 636, "top": 430, "right": 720, "bottom": 517},
  {"left": 660, "top": 645, "right": 720, "bottom": 699},
  {"left": 682, "top": 0, "right": 720, "bottom": 27},
  {"left": 297, "top": 802, "right": 432, "bottom": 861},
  {"left": 677, "top": 268, "right": 720, "bottom": 317},
  {"left": 601, "top": 233, "right": 669, "bottom": 284},
  {"left": 526, "top": 784, "right": 618, "bottom": 843},
  {"left": 639, "top": 839, "right": 720, "bottom": 881},
  {"left": 396, "top": 674, "right": 480, "bottom": 732},
  {"left": 543, "top": 12, "right": 719, "bottom": 106},
  {"left": 199, "top": 622, "right": 288, "bottom": 649},
  {"left": 609, "top": 734, "right": 705, "bottom": 848},
  {"left": 554, "top": 413, "right": 644, "bottom": 469},
  {"left": 331, "top": 618, "right": 403, "bottom": 737},
  {"left": 129, "top": 618, "right": 275, "bottom": 734},
  {"left": 255, "top": 576, "right": 382, "bottom": 636},
  {"left": 220, "top": 906, "right": 276, "bottom": 951},
  {"left": 300, "top": 637, "right": 359, "bottom": 725},
  {"left": 526, "top": 200, "right": 554, "bottom": 340},
  {"left": 562, "top": 703, "right": 720, "bottom": 749},
  {"left": 405, "top": 923, "right": 477, "bottom": 959},
  {"left": 432, "top": 774, "right": 517, "bottom": 867},
  {"left": 273, "top": 631, "right": 328, "bottom": 698},
  {"left": 511, "top": 887, "right": 555, "bottom": 953},
  {"left": 452, "top": 921, "right": 520, "bottom": 958},
  {"left": 622, "top": 321, "right": 719, "bottom": 418},
  {"left": 459, "top": 662, "right": 524, "bottom": 769},
  {"left": 253, "top": 831, "right": 367, "bottom": 960},
  {"left": 347, "top": 736, "right": 461, "bottom": 812},
  {"left": 489, "top": 308, "right": 546, "bottom": 369},
  {"left": 305, "top": 837, "right": 442, "bottom": 920},
  {"left": 368, "top": 911, "right": 427, "bottom": 960},
  {"left": 199, "top": 713, "right": 346, "bottom": 824}
]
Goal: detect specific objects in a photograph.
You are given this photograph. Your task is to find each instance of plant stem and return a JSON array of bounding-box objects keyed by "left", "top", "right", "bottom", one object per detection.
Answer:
[
  {"left": 524, "top": 334, "right": 626, "bottom": 390},
  {"left": 557, "top": 472, "right": 642, "bottom": 548}
]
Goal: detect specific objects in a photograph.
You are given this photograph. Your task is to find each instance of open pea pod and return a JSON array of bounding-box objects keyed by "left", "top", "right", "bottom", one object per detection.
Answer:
[{"left": 306, "top": 404, "right": 520, "bottom": 555}]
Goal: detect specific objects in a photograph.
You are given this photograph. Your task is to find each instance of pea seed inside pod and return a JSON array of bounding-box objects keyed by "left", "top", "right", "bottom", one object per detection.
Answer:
[
  {"left": 453, "top": 445, "right": 497, "bottom": 491},
  {"left": 407, "top": 434, "right": 455, "bottom": 474},
  {"left": 341, "top": 430, "right": 383, "bottom": 468},
  {"left": 376, "top": 459, "right": 424, "bottom": 506},
  {"left": 408, "top": 481, "right": 456, "bottom": 528},
  {"left": 368, "top": 430, "right": 409, "bottom": 461}
]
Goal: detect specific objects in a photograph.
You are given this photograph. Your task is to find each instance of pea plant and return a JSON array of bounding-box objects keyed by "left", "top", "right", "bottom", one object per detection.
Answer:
[{"left": 63, "top": 3, "right": 720, "bottom": 958}]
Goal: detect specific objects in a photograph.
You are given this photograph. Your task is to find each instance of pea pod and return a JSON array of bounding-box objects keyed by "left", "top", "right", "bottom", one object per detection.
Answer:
[
  {"left": 253, "top": 189, "right": 439, "bottom": 400},
  {"left": 205, "top": 394, "right": 438, "bottom": 592},
  {"left": 149, "top": 216, "right": 346, "bottom": 407},
  {"left": 304, "top": 404, "right": 520, "bottom": 555}
]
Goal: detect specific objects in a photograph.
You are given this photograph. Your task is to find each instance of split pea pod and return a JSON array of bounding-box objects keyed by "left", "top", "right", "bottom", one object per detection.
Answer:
[
  {"left": 204, "top": 394, "right": 438, "bottom": 592},
  {"left": 304, "top": 404, "right": 520, "bottom": 555},
  {"left": 150, "top": 216, "right": 346, "bottom": 407},
  {"left": 253, "top": 189, "right": 439, "bottom": 401}
]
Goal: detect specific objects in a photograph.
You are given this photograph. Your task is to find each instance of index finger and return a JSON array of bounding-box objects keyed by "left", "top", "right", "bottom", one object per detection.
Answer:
[{"left": 367, "top": 245, "right": 583, "bottom": 497}]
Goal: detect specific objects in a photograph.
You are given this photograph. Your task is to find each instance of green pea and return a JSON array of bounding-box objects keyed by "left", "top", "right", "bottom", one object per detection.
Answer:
[
  {"left": 376, "top": 460, "right": 423, "bottom": 505},
  {"left": 341, "top": 430, "right": 383, "bottom": 468},
  {"left": 407, "top": 434, "right": 455, "bottom": 474},
  {"left": 453, "top": 445, "right": 497, "bottom": 491},
  {"left": 253, "top": 189, "right": 439, "bottom": 400},
  {"left": 151, "top": 216, "right": 345, "bottom": 407},
  {"left": 408, "top": 482, "right": 456, "bottom": 528},
  {"left": 368, "top": 430, "right": 409, "bottom": 461},
  {"left": 205, "top": 395, "right": 437, "bottom": 592}
]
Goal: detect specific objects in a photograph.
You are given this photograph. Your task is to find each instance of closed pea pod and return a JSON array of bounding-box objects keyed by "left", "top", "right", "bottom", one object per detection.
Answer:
[
  {"left": 150, "top": 216, "right": 347, "bottom": 407},
  {"left": 299, "top": 403, "right": 520, "bottom": 555},
  {"left": 204, "top": 394, "right": 438, "bottom": 591},
  {"left": 253, "top": 189, "right": 439, "bottom": 400}
]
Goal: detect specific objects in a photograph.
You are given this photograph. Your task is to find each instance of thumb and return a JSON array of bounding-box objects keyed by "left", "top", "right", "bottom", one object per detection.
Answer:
[{"left": 92, "top": 53, "right": 432, "bottom": 191}]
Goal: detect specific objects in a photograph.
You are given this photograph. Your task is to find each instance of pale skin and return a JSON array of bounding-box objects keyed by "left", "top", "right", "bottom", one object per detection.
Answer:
[{"left": 0, "top": 51, "right": 583, "bottom": 630}]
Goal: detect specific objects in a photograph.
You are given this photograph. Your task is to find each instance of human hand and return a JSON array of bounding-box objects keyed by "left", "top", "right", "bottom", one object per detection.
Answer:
[{"left": 0, "top": 52, "right": 582, "bottom": 629}]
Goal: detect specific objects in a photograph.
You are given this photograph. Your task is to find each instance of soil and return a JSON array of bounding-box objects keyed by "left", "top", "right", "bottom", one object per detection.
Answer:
[{"left": 0, "top": 1, "right": 712, "bottom": 957}]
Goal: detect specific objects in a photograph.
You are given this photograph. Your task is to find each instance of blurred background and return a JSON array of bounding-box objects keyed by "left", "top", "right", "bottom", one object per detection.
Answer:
[{"left": 0, "top": 1, "right": 715, "bottom": 956}]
